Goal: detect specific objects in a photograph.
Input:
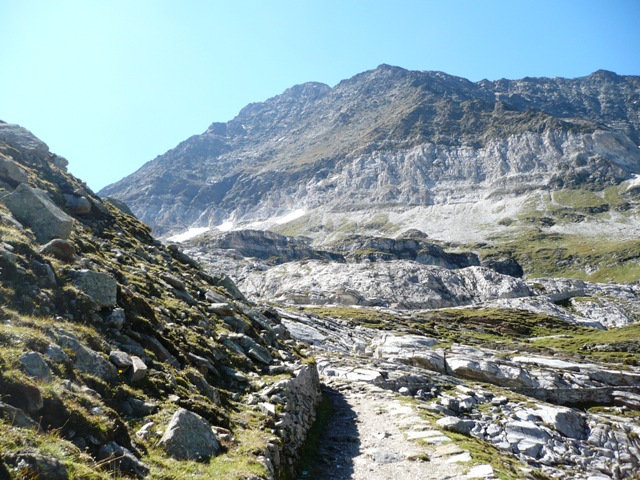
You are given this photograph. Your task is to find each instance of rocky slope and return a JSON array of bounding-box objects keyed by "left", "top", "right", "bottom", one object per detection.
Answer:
[
  {"left": 177, "top": 222, "right": 640, "bottom": 478},
  {"left": 100, "top": 66, "right": 640, "bottom": 263},
  {"left": 281, "top": 305, "right": 640, "bottom": 480},
  {"left": 0, "top": 121, "right": 321, "bottom": 479}
]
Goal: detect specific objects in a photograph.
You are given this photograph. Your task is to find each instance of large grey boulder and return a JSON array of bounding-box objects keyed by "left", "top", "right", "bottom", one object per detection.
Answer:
[
  {"left": 40, "top": 239, "right": 77, "bottom": 262},
  {"left": 2, "top": 184, "right": 73, "bottom": 243},
  {"left": 19, "top": 351, "right": 52, "bottom": 383},
  {"left": 57, "top": 333, "right": 117, "bottom": 382},
  {"left": 374, "top": 334, "right": 445, "bottom": 372},
  {"left": 0, "top": 156, "right": 28, "bottom": 186},
  {"left": 446, "top": 355, "right": 536, "bottom": 388},
  {"left": 535, "top": 406, "right": 587, "bottom": 440},
  {"left": 72, "top": 269, "right": 117, "bottom": 307},
  {"left": 63, "top": 193, "right": 91, "bottom": 215},
  {"left": 159, "top": 408, "right": 221, "bottom": 461},
  {"left": 436, "top": 416, "right": 476, "bottom": 435}
]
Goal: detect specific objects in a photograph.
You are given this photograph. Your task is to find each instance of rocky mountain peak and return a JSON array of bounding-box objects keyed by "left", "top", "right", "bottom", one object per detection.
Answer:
[{"left": 100, "top": 68, "right": 640, "bottom": 263}]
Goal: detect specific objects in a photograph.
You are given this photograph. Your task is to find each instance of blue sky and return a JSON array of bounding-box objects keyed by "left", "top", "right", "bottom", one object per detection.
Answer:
[{"left": 1, "top": 0, "right": 639, "bottom": 191}]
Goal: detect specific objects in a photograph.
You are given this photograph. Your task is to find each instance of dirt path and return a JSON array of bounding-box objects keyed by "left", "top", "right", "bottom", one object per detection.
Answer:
[{"left": 299, "top": 378, "right": 492, "bottom": 480}]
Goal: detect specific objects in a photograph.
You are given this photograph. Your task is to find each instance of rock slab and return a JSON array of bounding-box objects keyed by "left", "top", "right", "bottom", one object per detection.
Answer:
[
  {"left": 2, "top": 184, "right": 73, "bottom": 243},
  {"left": 159, "top": 408, "right": 221, "bottom": 461}
]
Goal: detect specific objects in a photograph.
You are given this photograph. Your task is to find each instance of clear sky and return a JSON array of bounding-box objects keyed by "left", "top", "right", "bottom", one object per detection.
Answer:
[{"left": 1, "top": 0, "right": 639, "bottom": 192}]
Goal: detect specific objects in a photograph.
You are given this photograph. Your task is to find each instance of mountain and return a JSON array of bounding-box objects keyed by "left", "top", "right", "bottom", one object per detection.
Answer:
[
  {"left": 0, "top": 121, "right": 320, "bottom": 479},
  {"left": 100, "top": 66, "right": 640, "bottom": 255},
  {"left": 4, "top": 100, "right": 640, "bottom": 478}
]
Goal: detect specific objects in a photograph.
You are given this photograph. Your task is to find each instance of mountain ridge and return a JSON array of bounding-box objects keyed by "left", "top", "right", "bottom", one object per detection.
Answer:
[{"left": 99, "top": 66, "right": 640, "bottom": 250}]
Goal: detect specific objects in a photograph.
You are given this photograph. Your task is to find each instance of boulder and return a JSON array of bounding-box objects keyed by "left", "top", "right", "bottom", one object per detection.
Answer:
[
  {"left": 446, "top": 356, "right": 536, "bottom": 388},
  {"left": 109, "top": 350, "right": 133, "bottom": 369},
  {"left": 0, "top": 156, "right": 28, "bottom": 186},
  {"left": 229, "top": 333, "right": 272, "bottom": 365},
  {"left": 374, "top": 334, "right": 445, "bottom": 372},
  {"left": 159, "top": 408, "right": 221, "bottom": 461},
  {"left": 505, "top": 420, "right": 550, "bottom": 445},
  {"left": 72, "top": 269, "right": 117, "bottom": 307},
  {"left": 45, "top": 344, "right": 71, "bottom": 363},
  {"left": 436, "top": 416, "right": 476, "bottom": 435},
  {"left": 466, "top": 464, "right": 494, "bottom": 479},
  {"left": 98, "top": 442, "right": 149, "bottom": 478},
  {"left": 2, "top": 184, "right": 73, "bottom": 243},
  {"left": 39, "top": 239, "right": 77, "bottom": 262},
  {"left": 159, "top": 272, "right": 187, "bottom": 291},
  {"left": 105, "top": 308, "right": 126, "bottom": 329},
  {"left": 128, "top": 398, "right": 157, "bottom": 417},
  {"left": 535, "top": 405, "right": 587, "bottom": 440},
  {"left": 57, "top": 333, "right": 117, "bottom": 382},
  {"left": 3, "top": 452, "right": 68, "bottom": 480},
  {"left": 128, "top": 356, "right": 148, "bottom": 381},
  {"left": 63, "top": 193, "right": 91, "bottom": 214},
  {"left": 19, "top": 351, "right": 52, "bottom": 383},
  {"left": 374, "top": 334, "right": 438, "bottom": 354},
  {"left": 280, "top": 319, "right": 326, "bottom": 345}
]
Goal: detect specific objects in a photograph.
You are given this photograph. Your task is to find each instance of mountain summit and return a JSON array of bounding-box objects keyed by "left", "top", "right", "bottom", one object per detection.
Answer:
[{"left": 99, "top": 66, "right": 640, "bottom": 245}]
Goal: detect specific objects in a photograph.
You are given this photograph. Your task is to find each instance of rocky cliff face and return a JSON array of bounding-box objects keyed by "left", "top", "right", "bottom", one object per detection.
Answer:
[
  {"left": 0, "top": 121, "right": 320, "bottom": 479},
  {"left": 100, "top": 66, "right": 640, "bottom": 249}
]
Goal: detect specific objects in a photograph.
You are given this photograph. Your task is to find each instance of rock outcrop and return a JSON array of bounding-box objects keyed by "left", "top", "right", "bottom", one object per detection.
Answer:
[
  {"left": 2, "top": 184, "right": 74, "bottom": 242},
  {"left": 280, "top": 306, "right": 640, "bottom": 480},
  {"left": 241, "top": 261, "right": 531, "bottom": 309}
]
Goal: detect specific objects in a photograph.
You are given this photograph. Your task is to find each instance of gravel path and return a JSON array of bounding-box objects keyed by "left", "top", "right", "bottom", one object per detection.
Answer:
[{"left": 299, "top": 378, "right": 491, "bottom": 480}]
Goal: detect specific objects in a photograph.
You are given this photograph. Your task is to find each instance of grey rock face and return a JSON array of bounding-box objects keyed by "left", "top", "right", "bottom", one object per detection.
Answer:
[
  {"left": 72, "top": 269, "right": 117, "bottom": 308},
  {"left": 2, "top": 184, "right": 73, "bottom": 243},
  {"left": 0, "top": 401, "right": 40, "bottom": 429},
  {"left": 0, "top": 156, "right": 28, "bottom": 187},
  {"left": 374, "top": 334, "right": 445, "bottom": 372},
  {"left": 0, "top": 123, "right": 50, "bottom": 157},
  {"left": 19, "top": 351, "right": 52, "bottom": 383},
  {"left": 534, "top": 405, "right": 587, "bottom": 440},
  {"left": 242, "top": 261, "right": 531, "bottom": 309},
  {"left": 159, "top": 408, "right": 221, "bottom": 461},
  {"left": 56, "top": 333, "right": 118, "bottom": 382}
]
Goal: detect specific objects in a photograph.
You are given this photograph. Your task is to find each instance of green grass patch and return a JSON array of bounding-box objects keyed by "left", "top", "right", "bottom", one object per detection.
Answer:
[
  {"left": 531, "top": 322, "right": 640, "bottom": 366},
  {"left": 552, "top": 189, "right": 607, "bottom": 210},
  {"left": 0, "top": 422, "right": 111, "bottom": 479},
  {"left": 298, "top": 306, "right": 400, "bottom": 330},
  {"left": 295, "top": 392, "right": 334, "bottom": 479},
  {"left": 479, "top": 230, "right": 640, "bottom": 282}
]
